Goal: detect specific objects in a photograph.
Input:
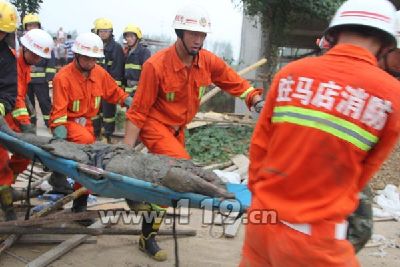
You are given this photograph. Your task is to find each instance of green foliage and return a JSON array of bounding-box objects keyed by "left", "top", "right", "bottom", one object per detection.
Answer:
[
  {"left": 11, "top": 0, "right": 43, "bottom": 16},
  {"left": 238, "top": 0, "right": 345, "bottom": 80},
  {"left": 240, "top": 0, "right": 343, "bottom": 31},
  {"left": 185, "top": 125, "right": 253, "bottom": 165}
]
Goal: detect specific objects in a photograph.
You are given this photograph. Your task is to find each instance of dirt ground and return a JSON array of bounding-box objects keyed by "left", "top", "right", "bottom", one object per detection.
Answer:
[{"left": 0, "top": 206, "right": 399, "bottom": 267}]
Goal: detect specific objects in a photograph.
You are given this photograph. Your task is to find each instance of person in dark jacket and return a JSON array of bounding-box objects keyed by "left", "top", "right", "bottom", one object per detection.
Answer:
[
  {"left": 122, "top": 24, "right": 151, "bottom": 97},
  {"left": 22, "top": 13, "right": 56, "bottom": 127},
  {"left": 92, "top": 18, "right": 125, "bottom": 143},
  {"left": 0, "top": 0, "right": 19, "bottom": 221}
]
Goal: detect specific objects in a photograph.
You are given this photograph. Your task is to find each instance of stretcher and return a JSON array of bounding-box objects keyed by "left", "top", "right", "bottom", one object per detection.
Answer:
[{"left": 0, "top": 130, "right": 251, "bottom": 212}]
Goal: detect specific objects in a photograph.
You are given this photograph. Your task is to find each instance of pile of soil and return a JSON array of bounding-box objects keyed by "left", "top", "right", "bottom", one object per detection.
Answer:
[{"left": 371, "top": 142, "right": 400, "bottom": 190}]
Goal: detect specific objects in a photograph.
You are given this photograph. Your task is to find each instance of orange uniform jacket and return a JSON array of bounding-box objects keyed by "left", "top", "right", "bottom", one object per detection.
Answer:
[
  {"left": 12, "top": 52, "right": 31, "bottom": 125},
  {"left": 249, "top": 44, "right": 400, "bottom": 223},
  {"left": 126, "top": 44, "right": 261, "bottom": 129},
  {"left": 50, "top": 63, "right": 128, "bottom": 129}
]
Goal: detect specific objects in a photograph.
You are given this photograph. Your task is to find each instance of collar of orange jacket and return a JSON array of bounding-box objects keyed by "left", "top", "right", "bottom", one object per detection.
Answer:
[
  {"left": 17, "top": 49, "right": 30, "bottom": 70},
  {"left": 171, "top": 43, "right": 202, "bottom": 72},
  {"left": 326, "top": 44, "right": 378, "bottom": 66},
  {"left": 70, "top": 61, "right": 96, "bottom": 83}
]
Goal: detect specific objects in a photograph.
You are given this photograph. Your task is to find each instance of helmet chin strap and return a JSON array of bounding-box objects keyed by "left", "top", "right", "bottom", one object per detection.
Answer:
[
  {"left": 182, "top": 39, "right": 201, "bottom": 56},
  {"left": 75, "top": 54, "right": 94, "bottom": 72},
  {"left": 22, "top": 47, "right": 30, "bottom": 65},
  {"left": 128, "top": 39, "right": 138, "bottom": 49},
  {"left": 179, "top": 32, "right": 204, "bottom": 56}
]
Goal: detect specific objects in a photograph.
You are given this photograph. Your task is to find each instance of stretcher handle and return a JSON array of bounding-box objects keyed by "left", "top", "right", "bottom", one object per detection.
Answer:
[{"left": 76, "top": 163, "right": 105, "bottom": 180}]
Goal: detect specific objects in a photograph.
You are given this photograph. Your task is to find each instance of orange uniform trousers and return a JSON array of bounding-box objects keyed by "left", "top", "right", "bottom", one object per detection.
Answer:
[
  {"left": 0, "top": 114, "right": 31, "bottom": 186},
  {"left": 64, "top": 120, "right": 95, "bottom": 192},
  {"left": 140, "top": 119, "right": 190, "bottom": 160},
  {"left": 240, "top": 200, "right": 360, "bottom": 267}
]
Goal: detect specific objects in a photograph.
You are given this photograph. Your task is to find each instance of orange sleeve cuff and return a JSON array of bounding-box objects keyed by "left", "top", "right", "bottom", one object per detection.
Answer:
[
  {"left": 126, "top": 108, "right": 147, "bottom": 129},
  {"left": 245, "top": 88, "right": 263, "bottom": 109}
]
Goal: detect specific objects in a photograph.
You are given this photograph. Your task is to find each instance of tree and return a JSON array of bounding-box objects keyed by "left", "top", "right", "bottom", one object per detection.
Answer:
[
  {"left": 11, "top": 0, "right": 43, "bottom": 19},
  {"left": 238, "top": 0, "right": 344, "bottom": 81}
]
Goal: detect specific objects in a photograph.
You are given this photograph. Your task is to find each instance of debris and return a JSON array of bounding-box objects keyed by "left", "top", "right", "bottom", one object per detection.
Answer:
[
  {"left": 202, "top": 161, "right": 233, "bottom": 171},
  {"left": 367, "top": 234, "right": 399, "bottom": 258},
  {"left": 224, "top": 216, "right": 242, "bottom": 238},
  {"left": 0, "top": 187, "right": 88, "bottom": 255},
  {"left": 4, "top": 250, "right": 29, "bottom": 264},
  {"left": 26, "top": 219, "right": 111, "bottom": 267},
  {"left": 213, "top": 170, "right": 241, "bottom": 184},
  {"left": 371, "top": 142, "right": 400, "bottom": 190},
  {"left": 230, "top": 154, "right": 249, "bottom": 178},
  {"left": 373, "top": 184, "right": 400, "bottom": 220}
]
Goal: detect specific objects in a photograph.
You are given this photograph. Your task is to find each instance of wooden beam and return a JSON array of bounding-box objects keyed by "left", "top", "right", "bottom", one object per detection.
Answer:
[
  {"left": 0, "top": 187, "right": 88, "bottom": 255},
  {"left": 0, "top": 210, "right": 99, "bottom": 227},
  {"left": 17, "top": 235, "right": 97, "bottom": 245},
  {"left": 200, "top": 58, "right": 267, "bottom": 105},
  {"left": 224, "top": 217, "right": 242, "bottom": 238},
  {"left": 0, "top": 227, "right": 197, "bottom": 236},
  {"left": 26, "top": 219, "right": 108, "bottom": 267}
]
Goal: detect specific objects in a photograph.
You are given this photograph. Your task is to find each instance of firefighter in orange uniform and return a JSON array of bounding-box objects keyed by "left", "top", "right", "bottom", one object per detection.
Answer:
[
  {"left": 49, "top": 32, "right": 131, "bottom": 223},
  {"left": 240, "top": 0, "right": 400, "bottom": 266},
  {"left": 1, "top": 28, "right": 53, "bottom": 221},
  {"left": 123, "top": 4, "right": 263, "bottom": 262}
]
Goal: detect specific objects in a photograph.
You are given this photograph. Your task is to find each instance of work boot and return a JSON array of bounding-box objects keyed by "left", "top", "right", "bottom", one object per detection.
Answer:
[
  {"left": 48, "top": 172, "right": 73, "bottom": 195},
  {"left": 71, "top": 194, "right": 94, "bottom": 226},
  {"left": 0, "top": 186, "right": 17, "bottom": 221},
  {"left": 139, "top": 213, "right": 167, "bottom": 261}
]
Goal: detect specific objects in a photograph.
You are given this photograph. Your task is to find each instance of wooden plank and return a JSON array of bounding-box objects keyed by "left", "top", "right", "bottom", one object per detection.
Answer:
[
  {"left": 200, "top": 58, "right": 267, "bottom": 105},
  {"left": 202, "top": 161, "right": 233, "bottom": 171},
  {"left": 4, "top": 250, "right": 29, "bottom": 264},
  {"left": 87, "top": 198, "right": 125, "bottom": 208},
  {"left": 365, "top": 242, "right": 384, "bottom": 248},
  {"left": 223, "top": 165, "right": 238, "bottom": 172},
  {"left": 0, "top": 211, "right": 99, "bottom": 227},
  {"left": 26, "top": 219, "right": 109, "bottom": 267},
  {"left": 373, "top": 217, "right": 396, "bottom": 222},
  {"left": 224, "top": 217, "right": 242, "bottom": 238},
  {"left": 187, "top": 121, "right": 210, "bottom": 130},
  {"left": 0, "top": 187, "right": 88, "bottom": 255},
  {"left": 17, "top": 235, "right": 97, "bottom": 245},
  {"left": 231, "top": 154, "right": 249, "bottom": 177},
  {"left": 0, "top": 226, "right": 197, "bottom": 236}
]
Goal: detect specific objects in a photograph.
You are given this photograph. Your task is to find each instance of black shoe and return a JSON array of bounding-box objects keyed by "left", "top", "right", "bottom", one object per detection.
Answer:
[
  {"left": 48, "top": 172, "right": 73, "bottom": 195},
  {"left": 139, "top": 232, "right": 167, "bottom": 261},
  {"left": 72, "top": 194, "right": 95, "bottom": 226},
  {"left": 3, "top": 206, "right": 17, "bottom": 221}
]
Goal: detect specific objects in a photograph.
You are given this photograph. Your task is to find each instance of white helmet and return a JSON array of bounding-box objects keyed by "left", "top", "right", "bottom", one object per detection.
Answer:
[
  {"left": 72, "top": 32, "right": 104, "bottom": 58},
  {"left": 172, "top": 4, "right": 211, "bottom": 33},
  {"left": 20, "top": 29, "right": 53, "bottom": 59},
  {"left": 325, "top": 0, "right": 397, "bottom": 46}
]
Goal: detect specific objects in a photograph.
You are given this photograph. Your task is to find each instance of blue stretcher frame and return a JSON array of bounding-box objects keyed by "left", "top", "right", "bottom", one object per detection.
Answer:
[{"left": 0, "top": 131, "right": 251, "bottom": 212}]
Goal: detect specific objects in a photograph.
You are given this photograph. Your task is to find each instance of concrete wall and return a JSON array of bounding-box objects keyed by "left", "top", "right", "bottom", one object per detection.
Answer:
[{"left": 235, "top": 14, "right": 264, "bottom": 114}]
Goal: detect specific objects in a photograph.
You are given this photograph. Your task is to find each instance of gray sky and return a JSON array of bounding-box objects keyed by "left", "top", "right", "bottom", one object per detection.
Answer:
[{"left": 38, "top": 0, "right": 244, "bottom": 58}]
